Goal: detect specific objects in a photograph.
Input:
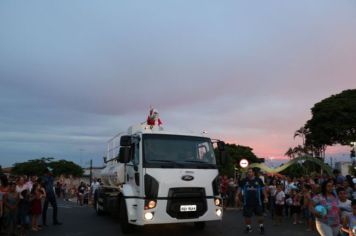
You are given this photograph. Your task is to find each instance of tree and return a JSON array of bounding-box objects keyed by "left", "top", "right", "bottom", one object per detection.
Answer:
[
  {"left": 280, "top": 162, "right": 304, "bottom": 177},
  {"left": 305, "top": 89, "right": 356, "bottom": 150},
  {"left": 294, "top": 126, "right": 308, "bottom": 146},
  {"left": 49, "top": 160, "right": 84, "bottom": 177},
  {"left": 11, "top": 157, "right": 83, "bottom": 177},
  {"left": 11, "top": 158, "right": 50, "bottom": 176},
  {"left": 217, "top": 143, "right": 261, "bottom": 177},
  {"left": 285, "top": 145, "right": 311, "bottom": 159},
  {"left": 279, "top": 160, "right": 321, "bottom": 177},
  {"left": 285, "top": 147, "right": 295, "bottom": 159}
]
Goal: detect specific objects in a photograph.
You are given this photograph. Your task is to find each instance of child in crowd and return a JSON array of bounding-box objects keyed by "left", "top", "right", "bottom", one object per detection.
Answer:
[
  {"left": 268, "top": 179, "right": 277, "bottom": 219},
  {"left": 30, "top": 183, "right": 42, "bottom": 231},
  {"left": 341, "top": 199, "right": 356, "bottom": 236},
  {"left": 3, "top": 182, "right": 19, "bottom": 236},
  {"left": 338, "top": 187, "right": 352, "bottom": 219},
  {"left": 19, "top": 189, "right": 31, "bottom": 235},
  {"left": 290, "top": 188, "right": 302, "bottom": 224},
  {"left": 274, "top": 184, "right": 285, "bottom": 225},
  {"left": 302, "top": 184, "right": 313, "bottom": 231}
]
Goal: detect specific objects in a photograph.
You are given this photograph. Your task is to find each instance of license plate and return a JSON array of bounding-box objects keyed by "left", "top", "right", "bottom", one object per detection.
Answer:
[{"left": 180, "top": 205, "right": 197, "bottom": 212}]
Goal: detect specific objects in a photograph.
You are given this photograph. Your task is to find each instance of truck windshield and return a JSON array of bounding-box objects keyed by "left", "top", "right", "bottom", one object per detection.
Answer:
[{"left": 143, "top": 134, "right": 217, "bottom": 169}]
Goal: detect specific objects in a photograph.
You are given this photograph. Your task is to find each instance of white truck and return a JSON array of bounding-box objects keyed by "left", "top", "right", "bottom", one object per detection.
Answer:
[{"left": 94, "top": 123, "right": 226, "bottom": 233}]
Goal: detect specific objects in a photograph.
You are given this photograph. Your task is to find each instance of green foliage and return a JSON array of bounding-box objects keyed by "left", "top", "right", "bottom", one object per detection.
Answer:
[
  {"left": 303, "top": 160, "right": 324, "bottom": 173},
  {"left": 217, "top": 143, "right": 261, "bottom": 177},
  {"left": 305, "top": 89, "right": 356, "bottom": 147},
  {"left": 280, "top": 160, "right": 325, "bottom": 177},
  {"left": 280, "top": 162, "right": 304, "bottom": 177},
  {"left": 11, "top": 157, "right": 83, "bottom": 177},
  {"left": 11, "top": 158, "right": 50, "bottom": 176},
  {"left": 49, "top": 160, "right": 84, "bottom": 177}
]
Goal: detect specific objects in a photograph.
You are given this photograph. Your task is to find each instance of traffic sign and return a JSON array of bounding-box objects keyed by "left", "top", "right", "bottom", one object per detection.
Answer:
[{"left": 239, "top": 159, "right": 249, "bottom": 168}]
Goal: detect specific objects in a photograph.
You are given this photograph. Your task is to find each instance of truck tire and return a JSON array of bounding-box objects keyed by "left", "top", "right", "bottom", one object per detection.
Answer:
[
  {"left": 194, "top": 222, "right": 206, "bottom": 230},
  {"left": 119, "top": 198, "right": 134, "bottom": 234}
]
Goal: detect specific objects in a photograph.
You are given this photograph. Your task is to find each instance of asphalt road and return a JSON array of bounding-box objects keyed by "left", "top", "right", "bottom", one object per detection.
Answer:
[{"left": 27, "top": 199, "right": 318, "bottom": 236}]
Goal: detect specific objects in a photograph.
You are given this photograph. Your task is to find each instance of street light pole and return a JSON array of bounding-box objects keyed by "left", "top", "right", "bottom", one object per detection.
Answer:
[{"left": 89, "top": 159, "right": 93, "bottom": 186}]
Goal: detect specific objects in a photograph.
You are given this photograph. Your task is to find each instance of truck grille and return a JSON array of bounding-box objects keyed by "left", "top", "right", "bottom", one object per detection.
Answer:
[{"left": 166, "top": 188, "right": 207, "bottom": 219}]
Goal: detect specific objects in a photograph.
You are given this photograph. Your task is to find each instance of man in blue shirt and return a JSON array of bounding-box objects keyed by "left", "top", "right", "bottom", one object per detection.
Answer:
[
  {"left": 42, "top": 168, "right": 62, "bottom": 226},
  {"left": 238, "top": 168, "right": 267, "bottom": 234}
]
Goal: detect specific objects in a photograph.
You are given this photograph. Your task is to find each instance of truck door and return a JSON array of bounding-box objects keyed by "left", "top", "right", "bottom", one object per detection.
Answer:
[{"left": 126, "top": 140, "right": 140, "bottom": 196}]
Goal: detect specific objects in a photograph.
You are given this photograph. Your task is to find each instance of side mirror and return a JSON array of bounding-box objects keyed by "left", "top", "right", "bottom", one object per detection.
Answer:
[
  {"left": 103, "top": 156, "right": 107, "bottom": 164},
  {"left": 118, "top": 147, "right": 131, "bottom": 163},
  {"left": 120, "top": 135, "right": 132, "bottom": 147},
  {"left": 217, "top": 141, "right": 225, "bottom": 151}
]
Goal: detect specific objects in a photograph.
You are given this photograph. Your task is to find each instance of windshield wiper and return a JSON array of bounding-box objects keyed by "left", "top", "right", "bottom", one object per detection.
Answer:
[
  {"left": 149, "top": 159, "right": 176, "bottom": 163},
  {"left": 183, "top": 160, "right": 208, "bottom": 163},
  {"left": 147, "top": 159, "right": 184, "bottom": 168}
]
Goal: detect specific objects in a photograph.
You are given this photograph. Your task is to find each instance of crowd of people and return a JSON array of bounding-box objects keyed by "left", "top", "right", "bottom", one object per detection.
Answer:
[
  {"left": 3, "top": 166, "right": 356, "bottom": 236},
  {"left": 220, "top": 168, "right": 356, "bottom": 236},
  {"left": 0, "top": 170, "right": 102, "bottom": 236},
  {"left": 0, "top": 169, "right": 66, "bottom": 236}
]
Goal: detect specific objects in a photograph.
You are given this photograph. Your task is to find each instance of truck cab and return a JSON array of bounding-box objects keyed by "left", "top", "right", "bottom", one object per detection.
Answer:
[{"left": 96, "top": 124, "right": 225, "bottom": 233}]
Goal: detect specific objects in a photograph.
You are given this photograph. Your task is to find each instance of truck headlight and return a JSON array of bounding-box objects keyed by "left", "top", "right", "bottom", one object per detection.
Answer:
[
  {"left": 216, "top": 209, "right": 222, "bottom": 217},
  {"left": 144, "top": 212, "right": 154, "bottom": 220}
]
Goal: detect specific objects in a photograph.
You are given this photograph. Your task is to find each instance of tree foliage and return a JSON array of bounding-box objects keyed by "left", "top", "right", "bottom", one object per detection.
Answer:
[
  {"left": 305, "top": 89, "right": 356, "bottom": 148},
  {"left": 280, "top": 160, "right": 322, "bottom": 177},
  {"left": 217, "top": 143, "right": 261, "bottom": 177},
  {"left": 49, "top": 160, "right": 84, "bottom": 177},
  {"left": 284, "top": 145, "right": 310, "bottom": 159},
  {"left": 11, "top": 157, "right": 83, "bottom": 177},
  {"left": 294, "top": 126, "right": 307, "bottom": 146},
  {"left": 11, "top": 158, "right": 50, "bottom": 176}
]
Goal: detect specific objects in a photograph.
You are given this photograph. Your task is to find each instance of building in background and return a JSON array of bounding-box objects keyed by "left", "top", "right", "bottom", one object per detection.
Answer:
[{"left": 335, "top": 161, "right": 352, "bottom": 176}]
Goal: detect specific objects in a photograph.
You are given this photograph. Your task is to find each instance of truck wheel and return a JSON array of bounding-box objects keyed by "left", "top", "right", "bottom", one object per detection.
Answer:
[
  {"left": 194, "top": 222, "right": 206, "bottom": 230},
  {"left": 119, "top": 198, "right": 134, "bottom": 234}
]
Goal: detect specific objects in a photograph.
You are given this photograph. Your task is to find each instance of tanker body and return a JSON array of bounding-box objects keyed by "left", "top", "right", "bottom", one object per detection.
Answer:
[{"left": 94, "top": 123, "right": 226, "bottom": 234}]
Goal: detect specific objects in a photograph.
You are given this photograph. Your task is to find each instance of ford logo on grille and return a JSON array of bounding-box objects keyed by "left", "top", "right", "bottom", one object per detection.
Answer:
[{"left": 182, "top": 175, "right": 194, "bottom": 181}]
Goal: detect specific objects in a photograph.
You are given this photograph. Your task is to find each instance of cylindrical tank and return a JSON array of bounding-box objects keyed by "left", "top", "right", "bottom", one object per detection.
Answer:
[{"left": 100, "top": 162, "right": 125, "bottom": 187}]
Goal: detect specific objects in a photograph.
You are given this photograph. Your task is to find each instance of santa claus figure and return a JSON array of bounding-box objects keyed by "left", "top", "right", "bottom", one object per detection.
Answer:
[{"left": 146, "top": 107, "right": 162, "bottom": 127}]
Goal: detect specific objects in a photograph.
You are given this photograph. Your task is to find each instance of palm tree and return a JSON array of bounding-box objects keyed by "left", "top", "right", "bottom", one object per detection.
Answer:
[
  {"left": 285, "top": 147, "right": 295, "bottom": 159},
  {"left": 294, "top": 126, "right": 308, "bottom": 146},
  {"left": 292, "top": 145, "right": 308, "bottom": 157}
]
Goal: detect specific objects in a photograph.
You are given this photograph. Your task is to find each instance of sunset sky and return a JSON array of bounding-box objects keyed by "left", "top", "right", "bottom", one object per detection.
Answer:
[{"left": 1, "top": 1, "right": 355, "bottom": 168}]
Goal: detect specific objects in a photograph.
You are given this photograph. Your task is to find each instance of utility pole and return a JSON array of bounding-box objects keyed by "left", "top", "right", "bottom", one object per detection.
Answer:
[{"left": 89, "top": 159, "right": 93, "bottom": 186}]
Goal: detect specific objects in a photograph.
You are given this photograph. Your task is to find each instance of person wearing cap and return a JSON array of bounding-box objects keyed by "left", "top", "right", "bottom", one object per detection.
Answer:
[{"left": 42, "top": 168, "right": 62, "bottom": 226}]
